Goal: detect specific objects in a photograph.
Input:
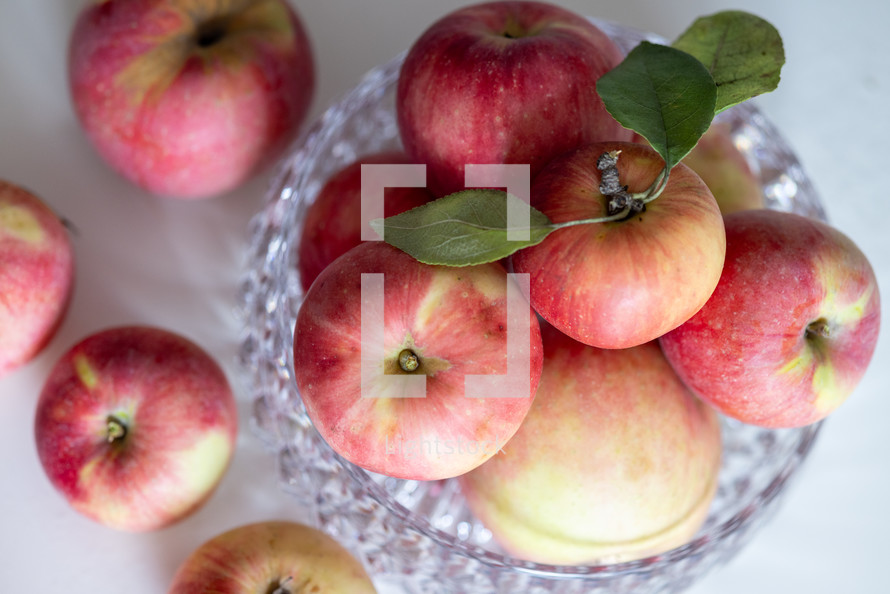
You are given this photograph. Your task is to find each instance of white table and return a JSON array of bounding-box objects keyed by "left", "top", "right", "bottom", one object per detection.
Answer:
[{"left": 1, "top": 1, "right": 887, "bottom": 591}]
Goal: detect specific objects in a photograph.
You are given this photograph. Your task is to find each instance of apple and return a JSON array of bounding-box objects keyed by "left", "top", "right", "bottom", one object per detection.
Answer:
[
  {"left": 68, "top": 0, "right": 315, "bottom": 199},
  {"left": 681, "top": 121, "right": 765, "bottom": 215},
  {"left": 293, "top": 240, "right": 543, "bottom": 481},
  {"left": 511, "top": 141, "right": 726, "bottom": 349},
  {"left": 631, "top": 123, "right": 765, "bottom": 215},
  {"left": 396, "top": 0, "right": 633, "bottom": 197},
  {"left": 0, "top": 180, "right": 74, "bottom": 377},
  {"left": 34, "top": 326, "right": 238, "bottom": 531},
  {"left": 297, "top": 151, "right": 434, "bottom": 291},
  {"left": 660, "top": 209, "right": 881, "bottom": 428},
  {"left": 459, "top": 325, "right": 722, "bottom": 565},
  {"left": 168, "top": 520, "right": 377, "bottom": 594}
]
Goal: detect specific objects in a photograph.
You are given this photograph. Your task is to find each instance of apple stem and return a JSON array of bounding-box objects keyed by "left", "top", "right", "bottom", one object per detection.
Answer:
[
  {"left": 594, "top": 151, "right": 669, "bottom": 218},
  {"left": 399, "top": 349, "right": 420, "bottom": 372},
  {"left": 806, "top": 318, "right": 831, "bottom": 340},
  {"left": 543, "top": 153, "right": 672, "bottom": 231},
  {"left": 60, "top": 216, "right": 80, "bottom": 237},
  {"left": 195, "top": 18, "right": 228, "bottom": 48},
  {"left": 272, "top": 577, "right": 290, "bottom": 594},
  {"left": 594, "top": 150, "right": 635, "bottom": 216},
  {"left": 106, "top": 415, "right": 127, "bottom": 443},
  {"left": 271, "top": 576, "right": 304, "bottom": 594}
]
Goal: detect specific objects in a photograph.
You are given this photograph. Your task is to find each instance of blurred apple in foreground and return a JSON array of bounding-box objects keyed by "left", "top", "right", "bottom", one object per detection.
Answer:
[
  {"left": 34, "top": 326, "right": 238, "bottom": 531},
  {"left": 0, "top": 180, "right": 74, "bottom": 378},
  {"left": 512, "top": 141, "right": 726, "bottom": 349},
  {"left": 396, "top": 0, "right": 633, "bottom": 196},
  {"left": 459, "top": 326, "right": 722, "bottom": 564},
  {"left": 297, "top": 151, "right": 434, "bottom": 291},
  {"left": 168, "top": 521, "right": 377, "bottom": 594},
  {"left": 661, "top": 209, "right": 880, "bottom": 428},
  {"left": 294, "top": 241, "right": 543, "bottom": 481},
  {"left": 68, "top": 0, "right": 315, "bottom": 199},
  {"left": 682, "top": 121, "right": 765, "bottom": 215}
]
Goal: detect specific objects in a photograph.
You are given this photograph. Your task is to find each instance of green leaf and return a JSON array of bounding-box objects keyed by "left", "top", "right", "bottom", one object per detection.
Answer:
[
  {"left": 672, "top": 10, "right": 784, "bottom": 113},
  {"left": 370, "top": 189, "right": 553, "bottom": 266},
  {"left": 597, "top": 41, "right": 717, "bottom": 170}
]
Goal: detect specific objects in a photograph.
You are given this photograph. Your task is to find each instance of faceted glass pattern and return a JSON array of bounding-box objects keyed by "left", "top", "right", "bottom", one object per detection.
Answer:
[{"left": 237, "top": 20, "right": 826, "bottom": 594}]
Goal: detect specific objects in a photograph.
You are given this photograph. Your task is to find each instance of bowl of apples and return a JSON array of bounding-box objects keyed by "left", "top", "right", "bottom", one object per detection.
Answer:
[{"left": 239, "top": 5, "right": 878, "bottom": 594}]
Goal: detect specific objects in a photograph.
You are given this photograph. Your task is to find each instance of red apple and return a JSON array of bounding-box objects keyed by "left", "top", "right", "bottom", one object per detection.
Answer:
[
  {"left": 396, "top": 0, "right": 633, "bottom": 197},
  {"left": 68, "top": 0, "right": 315, "bottom": 199},
  {"left": 0, "top": 180, "right": 74, "bottom": 377},
  {"left": 511, "top": 141, "right": 726, "bottom": 349},
  {"left": 681, "top": 122, "right": 765, "bottom": 215},
  {"left": 168, "top": 521, "right": 377, "bottom": 594},
  {"left": 660, "top": 209, "right": 881, "bottom": 428},
  {"left": 34, "top": 326, "right": 238, "bottom": 531},
  {"left": 293, "top": 241, "right": 543, "bottom": 481},
  {"left": 459, "top": 325, "right": 722, "bottom": 564},
  {"left": 297, "top": 151, "right": 434, "bottom": 291}
]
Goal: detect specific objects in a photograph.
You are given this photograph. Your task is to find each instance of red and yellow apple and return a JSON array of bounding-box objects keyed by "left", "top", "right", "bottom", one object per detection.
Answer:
[
  {"left": 0, "top": 180, "right": 74, "bottom": 377},
  {"left": 34, "top": 326, "right": 238, "bottom": 531},
  {"left": 293, "top": 241, "right": 543, "bottom": 481},
  {"left": 511, "top": 141, "right": 726, "bottom": 349},
  {"left": 297, "top": 151, "right": 434, "bottom": 291},
  {"left": 68, "top": 0, "right": 315, "bottom": 199},
  {"left": 681, "top": 122, "right": 764, "bottom": 215},
  {"left": 396, "top": 0, "right": 633, "bottom": 197},
  {"left": 168, "top": 521, "right": 377, "bottom": 594},
  {"left": 660, "top": 209, "right": 881, "bottom": 428},
  {"left": 459, "top": 325, "right": 722, "bottom": 564}
]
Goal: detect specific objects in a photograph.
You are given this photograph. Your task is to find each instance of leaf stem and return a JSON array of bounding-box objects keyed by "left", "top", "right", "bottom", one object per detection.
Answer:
[
  {"left": 548, "top": 207, "right": 633, "bottom": 230},
  {"left": 635, "top": 166, "right": 670, "bottom": 204}
]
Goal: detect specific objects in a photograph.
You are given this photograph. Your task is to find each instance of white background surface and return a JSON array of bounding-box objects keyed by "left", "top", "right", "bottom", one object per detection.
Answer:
[{"left": 1, "top": 0, "right": 888, "bottom": 592}]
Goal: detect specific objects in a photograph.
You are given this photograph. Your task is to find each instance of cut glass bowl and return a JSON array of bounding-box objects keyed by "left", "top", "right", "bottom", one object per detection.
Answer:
[{"left": 238, "top": 18, "right": 826, "bottom": 594}]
